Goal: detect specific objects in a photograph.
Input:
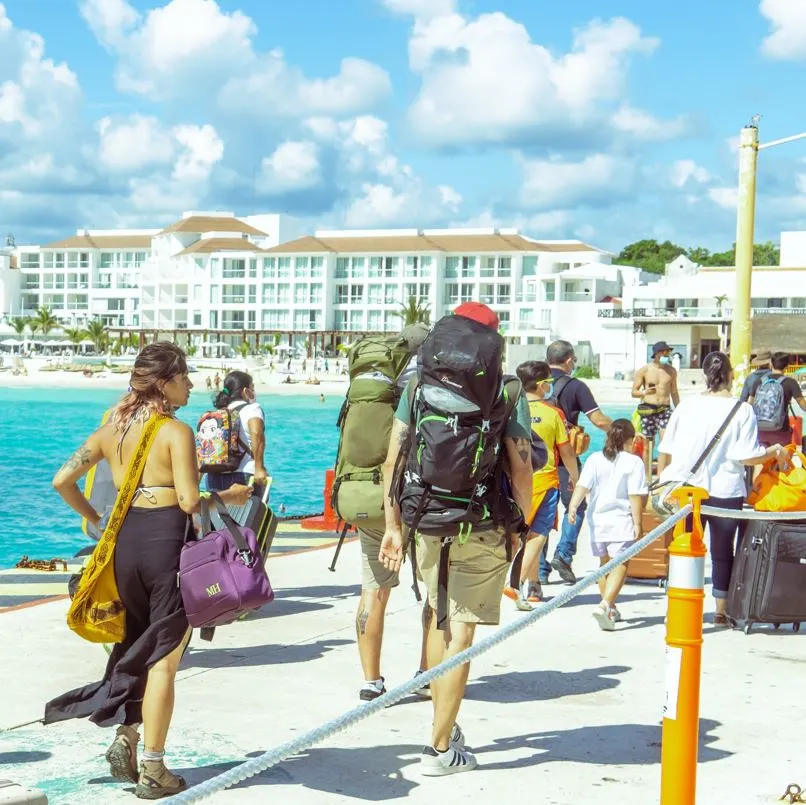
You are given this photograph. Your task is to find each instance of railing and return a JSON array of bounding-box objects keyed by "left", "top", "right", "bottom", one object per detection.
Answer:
[
  {"left": 516, "top": 292, "right": 539, "bottom": 302},
  {"left": 561, "top": 292, "right": 592, "bottom": 302}
]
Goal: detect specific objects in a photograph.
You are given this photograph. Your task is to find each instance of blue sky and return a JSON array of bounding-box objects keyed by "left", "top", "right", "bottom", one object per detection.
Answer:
[{"left": 2, "top": 0, "right": 806, "bottom": 252}]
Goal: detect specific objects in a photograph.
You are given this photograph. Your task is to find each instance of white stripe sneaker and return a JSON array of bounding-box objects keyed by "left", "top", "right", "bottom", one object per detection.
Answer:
[
  {"left": 420, "top": 745, "right": 478, "bottom": 776},
  {"left": 450, "top": 723, "right": 466, "bottom": 749}
]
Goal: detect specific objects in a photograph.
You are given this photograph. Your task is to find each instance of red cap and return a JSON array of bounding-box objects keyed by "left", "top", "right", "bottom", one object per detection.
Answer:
[{"left": 454, "top": 301, "right": 499, "bottom": 330}]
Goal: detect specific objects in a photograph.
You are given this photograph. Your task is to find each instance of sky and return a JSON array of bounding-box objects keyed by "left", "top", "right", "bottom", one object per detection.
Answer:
[{"left": 2, "top": 0, "right": 806, "bottom": 252}]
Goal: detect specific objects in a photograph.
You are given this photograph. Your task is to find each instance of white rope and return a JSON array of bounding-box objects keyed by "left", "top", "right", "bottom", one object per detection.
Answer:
[
  {"left": 167, "top": 505, "right": 692, "bottom": 802},
  {"left": 700, "top": 506, "right": 806, "bottom": 520}
]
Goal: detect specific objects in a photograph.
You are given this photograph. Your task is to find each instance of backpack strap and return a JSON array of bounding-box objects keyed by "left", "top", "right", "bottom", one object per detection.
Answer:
[{"left": 552, "top": 374, "right": 573, "bottom": 403}]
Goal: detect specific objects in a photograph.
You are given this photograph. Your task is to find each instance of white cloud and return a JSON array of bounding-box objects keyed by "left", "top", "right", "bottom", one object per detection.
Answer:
[
  {"left": 401, "top": 10, "right": 660, "bottom": 147},
  {"left": 519, "top": 153, "right": 635, "bottom": 209},
  {"left": 760, "top": 0, "right": 806, "bottom": 60},
  {"left": 172, "top": 124, "right": 224, "bottom": 182},
  {"left": 708, "top": 187, "right": 739, "bottom": 210},
  {"left": 97, "top": 114, "right": 175, "bottom": 172},
  {"left": 670, "top": 159, "right": 711, "bottom": 188},
  {"left": 259, "top": 141, "right": 321, "bottom": 193},
  {"left": 80, "top": 0, "right": 139, "bottom": 49},
  {"left": 438, "top": 185, "right": 462, "bottom": 211},
  {"left": 611, "top": 104, "right": 690, "bottom": 141},
  {"left": 380, "top": 0, "right": 457, "bottom": 20}
]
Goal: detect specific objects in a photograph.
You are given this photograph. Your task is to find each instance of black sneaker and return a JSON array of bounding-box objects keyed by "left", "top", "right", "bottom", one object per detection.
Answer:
[
  {"left": 538, "top": 574, "right": 550, "bottom": 585},
  {"left": 550, "top": 555, "right": 577, "bottom": 584},
  {"left": 359, "top": 678, "right": 386, "bottom": 701}
]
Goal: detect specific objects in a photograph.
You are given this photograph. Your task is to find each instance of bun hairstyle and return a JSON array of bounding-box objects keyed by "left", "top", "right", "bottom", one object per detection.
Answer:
[
  {"left": 702, "top": 351, "right": 732, "bottom": 392},
  {"left": 112, "top": 342, "right": 187, "bottom": 431},
  {"left": 215, "top": 370, "right": 254, "bottom": 409},
  {"left": 603, "top": 418, "right": 636, "bottom": 461}
]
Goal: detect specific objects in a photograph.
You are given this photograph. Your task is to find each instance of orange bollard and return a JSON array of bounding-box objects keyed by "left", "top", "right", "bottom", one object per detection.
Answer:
[
  {"left": 660, "top": 486, "right": 709, "bottom": 805},
  {"left": 301, "top": 469, "right": 345, "bottom": 532}
]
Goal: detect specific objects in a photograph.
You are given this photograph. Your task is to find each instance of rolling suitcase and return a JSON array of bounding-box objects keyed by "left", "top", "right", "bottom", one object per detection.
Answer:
[
  {"left": 626, "top": 510, "right": 671, "bottom": 587},
  {"left": 209, "top": 480, "right": 277, "bottom": 560},
  {"left": 726, "top": 518, "right": 806, "bottom": 634}
]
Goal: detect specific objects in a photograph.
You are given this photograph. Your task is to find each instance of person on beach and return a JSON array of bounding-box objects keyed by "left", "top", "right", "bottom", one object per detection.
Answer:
[
  {"left": 657, "top": 352, "right": 790, "bottom": 626},
  {"left": 45, "top": 343, "right": 251, "bottom": 798},
  {"left": 504, "top": 360, "right": 579, "bottom": 609},
  {"left": 746, "top": 351, "right": 806, "bottom": 448},
  {"left": 540, "top": 340, "right": 612, "bottom": 586},
  {"left": 739, "top": 351, "right": 771, "bottom": 402},
  {"left": 213, "top": 373, "right": 221, "bottom": 391},
  {"left": 567, "top": 420, "right": 647, "bottom": 631},
  {"left": 379, "top": 302, "right": 533, "bottom": 776},
  {"left": 632, "top": 341, "right": 680, "bottom": 480},
  {"left": 206, "top": 371, "right": 268, "bottom": 498}
]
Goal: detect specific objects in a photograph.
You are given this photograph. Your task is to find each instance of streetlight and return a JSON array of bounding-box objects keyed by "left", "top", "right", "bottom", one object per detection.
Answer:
[{"left": 731, "top": 122, "right": 806, "bottom": 383}]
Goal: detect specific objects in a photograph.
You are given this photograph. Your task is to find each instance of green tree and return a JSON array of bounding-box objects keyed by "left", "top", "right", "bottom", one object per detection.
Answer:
[
  {"left": 617, "top": 239, "right": 686, "bottom": 274},
  {"left": 64, "top": 327, "right": 87, "bottom": 348},
  {"left": 715, "top": 295, "right": 728, "bottom": 313},
  {"left": 238, "top": 341, "right": 250, "bottom": 359},
  {"left": 33, "top": 307, "right": 59, "bottom": 338},
  {"left": 26, "top": 318, "right": 41, "bottom": 341},
  {"left": 687, "top": 247, "right": 711, "bottom": 264},
  {"left": 10, "top": 318, "right": 26, "bottom": 337},
  {"left": 85, "top": 319, "right": 109, "bottom": 352},
  {"left": 396, "top": 296, "right": 431, "bottom": 326}
]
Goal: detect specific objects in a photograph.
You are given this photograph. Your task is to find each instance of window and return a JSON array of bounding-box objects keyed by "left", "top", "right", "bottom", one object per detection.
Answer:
[
  {"left": 263, "top": 257, "right": 276, "bottom": 278},
  {"left": 135, "top": 252, "right": 147, "bottom": 268},
  {"left": 43, "top": 274, "right": 54, "bottom": 289},
  {"left": 405, "top": 256, "right": 420, "bottom": 277},
  {"left": 419, "top": 283, "right": 430, "bottom": 300},
  {"left": 480, "top": 283, "right": 495, "bottom": 304},
  {"left": 544, "top": 281, "right": 556, "bottom": 302},
  {"left": 336, "top": 284, "right": 349, "bottom": 304},
  {"left": 792, "top": 297, "right": 806, "bottom": 309},
  {"left": 444, "top": 283, "right": 459, "bottom": 305},
  {"left": 311, "top": 256, "right": 325, "bottom": 277},
  {"left": 248, "top": 310, "right": 256, "bottom": 330},
  {"left": 54, "top": 252, "right": 65, "bottom": 269},
  {"left": 384, "top": 285, "right": 399, "bottom": 304},
  {"left": 498, "top": 257, "right": 512, "bottom": 277},
  {"left": 108, "top": 298, "right": 125, "bottom": 311},
  {"left": 262, "top": 284, "right": 277, "bottom": 304},
  {"left": 22, "top": 273, "right": 39, "bottom": 290},
  {"left": 767, "top": 298, "right": 785, "bottom": 308},
  {"left": 310, "top": 283, "right": 323, "bottom": 303},
  {"left": 223, "top": 259, "right": 245, "bottom": 279},
  {"left": 67, "top": 293, "right": 88, "bottom": 310},
  {"left": 351, "top": 257, "right": 366, "bottom": 278},
  {"left": 118, "top": 273, "right": 137, "bottom": 289},
  {"left": 384, "top": 257, "right": 398, "bottom": 277},
  {"left": 222, "top": 311, "right": 245, "bottom": 330},
  {"left": 519, "top": 308, "right": 535, "bottom": 326},
  {"left": 336, "top": 257, "right": 349, "bottom": 278},
  {"left": 277, "top": 283, "right": 291, "bottom": 304},
  {"left": 211, "top": 258, "right": 221, "bottom": 279},
  {"left": 461, "top": 256, "right": 476, "bottom": 278},
  {"left": 277, "top": 257, "right": 291, "bottom": 278},
  {"left": 295, "top": 257, "right": 309, "bottom": 277},
  {"left": 222, "top": 285, "right": 245, "bottom": 304},
  {"left": 369, "top": 257, "right": 382, "bottom": 278},
  {"left": 54, "top": 274, "right": 65, "bottom": 289},
  {"left": 496, "top": 284, "right": 511, "bottom": 305},
  {"left": 368, "top": 284, "right": 383, "bottom": 304},
  {"left": 541, "top": 309, "right": 552, "bottom": 327},
  {"left": 334, "top": 310, "right": 347, "bottom": 331},
  {"left": 368, "top": 310, "right": 382, "bottom": 331},
  {"left": 68, "top": 252, "right": 79, "bottom": 269},
  {"left": 210, "top": 285, "right": 220, "bottom": 304},
  {"left": 43, "top": 252, "right": 54, "bottom": 269},
  {"left": 350, "top": 310, "right": 364, "bottom": 331},
  {"left": 294, "top": 311, "right": 309, "bottom": 331},
  {"left": 350, "top": 285, "right": 364, "bottom": 304},
  {"left": 384, "top": 311, "right": 398, "bottom": 331},
  {"left": 248, "top": 284, "right": 257, "bottom": 304},
  {"left": 421, "top": 256, "right": 433, "bottom": 275},
  {"left": 43, "top": 294, "right": 64, "bottom": 309},
  {"left": 97, "top": 272, "right": 112, "bottom": 288},
  {"left": 210, "top": 311, "right": 218, "bottom": 328},
  {"left": 404, "top": 283, "right": 417, "bottom": 301},
  {"left": 498, "top": 311, "right": 510, "bottom": 328},
  {"left": 309, "top": 309, "right": 322, "bottom": 329},
  {"left": 193, "top": 285, "right": 203, "bottom": 302},
  {"left": 480, "top": 257, "right": 496, "bottom": 278},
  {"left": 460, "top": 283, "right": 474, "bottom": 302},
  {"left": 20, "top": 253, "right": 40, "bottom": 269},
  {"left": 193, "top": 311, "right": 202, "bottom": 327},
  {"left": 295, "top": 284, "right": 307, "bottom": 304},
  {"left": 522, "top": 256, "right": 538, "bottom": 276},
  {"left": 445, "top": 256, "right": 459, "bottom": 278},
  {"left": 249, "top": 259, "right": 257, "bottom": 278}
]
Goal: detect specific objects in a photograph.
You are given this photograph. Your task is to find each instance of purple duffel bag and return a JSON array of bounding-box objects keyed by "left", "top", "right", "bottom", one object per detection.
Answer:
[{"left": 179, "top": 491, "right": 274, "bottom": 628}]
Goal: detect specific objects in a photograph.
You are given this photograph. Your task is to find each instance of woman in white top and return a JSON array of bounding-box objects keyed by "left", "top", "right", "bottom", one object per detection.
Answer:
[
  {"left": 657, "top": 352, "right": 789, "bottom": 625},
  {"left": 206, "top": 371, "right": 268, "bottom": 497},
  {"left": 568, "top": 419, "right": 648, "bottom": 631}
]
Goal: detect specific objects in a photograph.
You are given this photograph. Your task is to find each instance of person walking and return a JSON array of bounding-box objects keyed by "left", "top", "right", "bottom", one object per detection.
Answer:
[
  {"left": 540, "top": 340, "right": 612, "bottom": 585},
  {"left": 567, "top": 419, "right": 647, "bottom": 631},
  {"left": 746, "top": 351, "right": 806, "bottom": 448},
  {"left": 505, "top": 360, "right": 578, "bottom": 609},
  {"left": 45, "top": 343, "right": 250, "bottom": 798},
  {"left": 657, "top": 352, "right": 789, "bottom": 625},
  {"left": 379, "top": 302, "right": 533, "bottom": 775}
]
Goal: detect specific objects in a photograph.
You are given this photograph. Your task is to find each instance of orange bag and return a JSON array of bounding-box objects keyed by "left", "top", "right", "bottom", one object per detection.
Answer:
[{"left": 748, "top": 445, "right": 806, "bottom": 512}]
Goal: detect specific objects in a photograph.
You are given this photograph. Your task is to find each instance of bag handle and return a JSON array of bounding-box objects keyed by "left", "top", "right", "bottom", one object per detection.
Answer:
[
  {"left": 200, "top": 491, "right": 254, "bottom": 563},
  {"left": 689, "top": 400, "right": 743, "bottom": 476}
]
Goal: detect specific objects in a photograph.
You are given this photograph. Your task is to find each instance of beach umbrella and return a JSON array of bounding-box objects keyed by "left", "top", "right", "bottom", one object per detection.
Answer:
[
  {"left": 1, "top": 338, "right": 21, "bottom": 347},
  {"left": 46, "top": 339, "right": 65, "bottom": 346},
  {"left": 79, "top": 339, "right": 94, "bottom": 346}
]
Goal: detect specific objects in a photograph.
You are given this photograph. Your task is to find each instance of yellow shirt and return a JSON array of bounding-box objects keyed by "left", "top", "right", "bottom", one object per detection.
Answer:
[{"left": 528, "top": 397, "right": 569, "bottom": 498}]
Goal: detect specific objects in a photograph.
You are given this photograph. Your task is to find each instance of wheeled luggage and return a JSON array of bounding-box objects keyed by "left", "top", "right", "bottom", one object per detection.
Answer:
[
  {"left": 210, "top": 481, "right": 277, "bottom": 559},
  {"left": 726, "top": 518, "right": 806, "bottom": 634},
  {"left": 626, "top": 510, "right": 671, "bottom": 586}
]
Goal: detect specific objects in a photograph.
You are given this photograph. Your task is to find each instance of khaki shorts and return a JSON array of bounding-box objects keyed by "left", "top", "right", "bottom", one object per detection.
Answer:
[
  {"left": 416, "top": 525, "right": 509, "bottom": 625},
  {"left": 360, "top": 524, "right": 400, "bottom": 590}
]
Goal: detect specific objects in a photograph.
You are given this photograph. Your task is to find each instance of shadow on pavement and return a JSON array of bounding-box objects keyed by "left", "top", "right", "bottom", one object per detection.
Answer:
[
  {"left": 559, "top": 591, "right": 664, "bottom": 610},
  {"left": 246, "top": 597, "right": 335, "bottom": 620},
  {"left": 473, "top": 718, "right": 731, "bottom": 770},
  {"left": 618, "top": 615, "right": 666, "bottom": 631},
  {"left": 279, "top": 584, "right": 361, "bottom": 600},
  {"left": 183, "top": 638, "right": 352, "bottom": 669},
  {"left": 0, "top": 750, "right": 52, "bottom": 765}
]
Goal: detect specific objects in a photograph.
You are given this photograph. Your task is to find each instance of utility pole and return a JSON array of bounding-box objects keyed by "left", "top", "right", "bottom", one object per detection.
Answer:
[{"left": 729, "top": 124, "right": 758, "bottom": 386}]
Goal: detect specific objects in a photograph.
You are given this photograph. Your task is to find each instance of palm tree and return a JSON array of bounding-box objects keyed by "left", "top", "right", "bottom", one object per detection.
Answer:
[
  {"left": 715, "top": 295, "right": 728, "bottom": 315},
  {"left": 85, "top": 319, "right": 109, "bottom": 353},
  {"left": 396, "top": 296, "right": 431, "bottom": 326},
  {"left": 26, "top": 317, "right": 40, "bottom": 339},
  {"left": 10, "top": 318, "right": 26, "bottom": 337},
  {"left": 33, "top": 307, "right": 59, "bottom": 338},
  {"left": 64, "top": 327, "right": 87, "bottom": 348}
]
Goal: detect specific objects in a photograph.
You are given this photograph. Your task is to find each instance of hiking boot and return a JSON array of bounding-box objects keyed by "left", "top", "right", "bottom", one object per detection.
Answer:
[
  {"left": 359, "top": 678, "right": 386, "bottom": 701},
  {"left": 105, "top": 724, "right": 139, "bottom": 783},
  {"left": 593, "top": 603, "right": 617, "bottom": 632},
  {"left": 550, "top": 554, "right": 577, "bottom": 584},
  {"left": 413, "top": 670, "right": 432, "bottom": 699},
  {"left": 420, "top": 745, "right": 478, "bottom": 776},
  {"left": 135, "top": 760, "right": 186, "bottom": 800}
]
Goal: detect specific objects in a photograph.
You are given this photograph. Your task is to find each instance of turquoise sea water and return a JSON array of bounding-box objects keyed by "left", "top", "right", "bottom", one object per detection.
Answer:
[{"left": 0, "top": 387, "right": 630, "bottom": 568}]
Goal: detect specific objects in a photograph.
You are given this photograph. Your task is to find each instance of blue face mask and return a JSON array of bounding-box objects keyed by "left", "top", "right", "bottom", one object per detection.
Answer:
[{"left": 659, "top": 356, "right": 672, "bottom": 366}]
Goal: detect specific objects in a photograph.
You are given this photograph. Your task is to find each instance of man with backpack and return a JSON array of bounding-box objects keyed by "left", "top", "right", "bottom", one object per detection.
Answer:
[
  {"left": 747, "top": 351, "right": 806, "bottom": 447},
  {"left": 379, "top": 302, "right": 533, "bottom": 775},
  {"left": 540, "top": 340, "right": 612, "bottom": 585},
  {"left": 332, "top": 323, "right": 432, "bottom": 702},
  {"left": 739, "top": 350, "right": 771, "bottom": 402}
]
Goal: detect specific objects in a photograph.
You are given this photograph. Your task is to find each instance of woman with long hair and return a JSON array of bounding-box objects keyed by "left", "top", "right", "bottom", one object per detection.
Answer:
[
  {"left": 45, "top": 343, "right": 250, "bottom": 798},
  {"left": 657, "top": 351, "right": 789, "bottom": 625},
  {"left": 567, "top": 419, "right": 648, "bottom": 631},
  {"left": 206, "top": 370, "right": 268, "bottom": 496}
]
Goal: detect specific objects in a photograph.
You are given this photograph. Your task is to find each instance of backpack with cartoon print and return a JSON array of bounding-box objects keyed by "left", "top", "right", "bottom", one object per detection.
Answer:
[{"left": 196, "top": 402, "right": 251, "bottom": 474}]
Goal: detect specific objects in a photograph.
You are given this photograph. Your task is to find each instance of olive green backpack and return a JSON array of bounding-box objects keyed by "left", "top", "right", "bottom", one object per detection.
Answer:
[{"left": 332, "top": 335, "right": 413, "bottom": 529}]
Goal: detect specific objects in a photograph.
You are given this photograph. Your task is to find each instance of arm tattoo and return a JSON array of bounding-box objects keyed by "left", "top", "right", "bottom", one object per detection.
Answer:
[
  {"left": 514, "top": 437, "right": 530, "bottom": 464},
  {"left": 63, "top": 445, "right": 92, "bottom": 472},
  {"left": 356, "top": 603, "right": 370, "bottom": 637},
  {"left": 397, "top": 425, "right": 411, "bottom": 446}
]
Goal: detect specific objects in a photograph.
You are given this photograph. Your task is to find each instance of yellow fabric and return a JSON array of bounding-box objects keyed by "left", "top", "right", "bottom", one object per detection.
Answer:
[
  {"left": 527, "top": 398, "right": 568, "bottom": 520},
  {"left": 67, "top": 414, "right": 169, "bottom": 644},
  {"left": 748, "top": 446, "right": 806, "bottom": 513}
]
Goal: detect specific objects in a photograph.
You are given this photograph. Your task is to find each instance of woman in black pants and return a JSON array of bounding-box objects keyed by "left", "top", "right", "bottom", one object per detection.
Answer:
[{"left": 657, "top": 352, "right": 789, "bottom": 625}]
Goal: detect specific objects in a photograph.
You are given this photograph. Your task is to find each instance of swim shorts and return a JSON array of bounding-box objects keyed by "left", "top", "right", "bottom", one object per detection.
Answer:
[{"left": 637, "top": 403, "right": 672, "bottom": 439}]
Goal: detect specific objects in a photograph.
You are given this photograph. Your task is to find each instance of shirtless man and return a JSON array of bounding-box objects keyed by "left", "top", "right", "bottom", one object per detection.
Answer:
[{"left": 632, "top": 341, "right": 680, "bottom": 479}]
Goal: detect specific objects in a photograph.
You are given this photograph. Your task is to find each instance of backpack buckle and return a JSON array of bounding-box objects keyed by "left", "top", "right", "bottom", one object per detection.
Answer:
[{"left": 481, "top": 419, "right": 491, "bottom": 433}]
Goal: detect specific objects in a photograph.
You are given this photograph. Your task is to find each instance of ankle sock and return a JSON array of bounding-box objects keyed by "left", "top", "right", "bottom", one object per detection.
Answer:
[
  {"left": 142, "top": 750, "right": 165, "bottom": 763},
  {"left": 363, "top": 678, "right": 384, "bottom": 691}
]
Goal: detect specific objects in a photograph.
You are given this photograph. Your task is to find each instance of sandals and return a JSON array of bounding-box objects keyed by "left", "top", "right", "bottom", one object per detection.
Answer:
[
  {"left": 713, "top": 612, "right": 731, "bottom": 628},
  {"left": 135, "top": 759, "right": 187, "bottom": 800},
  {"left": 105, "top": 725, "right": 139, "bottom": 784}
]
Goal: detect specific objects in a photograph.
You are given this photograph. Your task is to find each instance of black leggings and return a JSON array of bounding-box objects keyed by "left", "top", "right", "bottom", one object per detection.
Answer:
[{"left": 701, "top": 496, "right": 745, "bottom": 599}]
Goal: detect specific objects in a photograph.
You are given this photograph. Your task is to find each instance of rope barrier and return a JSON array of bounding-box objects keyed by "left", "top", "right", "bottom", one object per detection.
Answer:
[
  {"left": 167, "top": 504, "right": 693, "bottom": 803},
  {"left": 700, "top": 506, "right": 806, "bottom": 521}
]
